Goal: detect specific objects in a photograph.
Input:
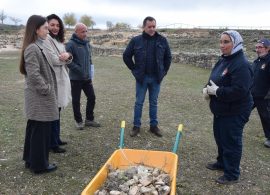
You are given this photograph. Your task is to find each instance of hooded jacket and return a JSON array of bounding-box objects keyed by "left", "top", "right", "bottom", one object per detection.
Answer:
[{"left": 65, "top": 33, "right": 93, "bottom": 80}]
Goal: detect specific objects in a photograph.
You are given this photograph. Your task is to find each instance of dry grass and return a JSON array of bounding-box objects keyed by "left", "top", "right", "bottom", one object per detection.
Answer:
[{"left": 0, "top": 51, "right": 269, "bottom": 194}]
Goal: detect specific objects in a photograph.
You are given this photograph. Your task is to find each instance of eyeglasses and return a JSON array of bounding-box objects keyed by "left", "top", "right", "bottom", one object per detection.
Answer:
[{"left": 255, "top": 46, "right": 265, "bottom": 49}]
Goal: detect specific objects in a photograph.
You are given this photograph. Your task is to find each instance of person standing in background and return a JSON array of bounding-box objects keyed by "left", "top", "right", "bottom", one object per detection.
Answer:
[
  {"left": 123, "top": 16, "right": 172, "bottom": 137},
  {"left": 20, "top": 15, "right": 58, "bottom": 173},
  {"left": 66, "top": 23, "right": 100, "bottom": 130},
  {"left": 251, "top": 38, "right": 270, "bottom": 148},
  {"left": 203, "top": 30, "right": 253, "bottom": 184},
  {"left": 44, "top": 14, "right": 73, "bottom": 153}
]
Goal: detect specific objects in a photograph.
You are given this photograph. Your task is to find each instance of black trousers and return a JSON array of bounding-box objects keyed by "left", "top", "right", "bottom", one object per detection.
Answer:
[
  {"left": 70, "top": 80, "right": 96, "bottom": 123},
  {"left": 50, "top": 108, "right": 62, "bottom": 148},
  {"left": 213, "top": 111, "right": 250, "bottom": 180},
  {"left": 23, "top": 120, "right": 51, "bottom": 171},
  {"left": 253, "top": 97, "right": 270, "bottom": 139}
]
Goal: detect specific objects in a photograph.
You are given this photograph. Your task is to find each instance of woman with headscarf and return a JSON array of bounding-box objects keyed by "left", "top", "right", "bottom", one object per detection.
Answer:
[{"left": 202, "top": 30, "right": 253, "bottom": 184}]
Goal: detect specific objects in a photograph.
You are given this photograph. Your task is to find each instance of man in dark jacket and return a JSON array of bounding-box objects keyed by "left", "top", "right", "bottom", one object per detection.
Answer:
[
  {"left": 66, "top": 23, "right": 100, "bottom": 130},
  {"left": 251, "top": 38, "right": 270, "bottom": 148},
  {"left": 123, "top": 16, "right": 172, "bottom": 137}
]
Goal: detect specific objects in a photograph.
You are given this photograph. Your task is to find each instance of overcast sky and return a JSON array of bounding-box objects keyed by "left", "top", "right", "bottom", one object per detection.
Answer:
[{"left": 1, "top": 0, "right": 270, "bottom": 29}]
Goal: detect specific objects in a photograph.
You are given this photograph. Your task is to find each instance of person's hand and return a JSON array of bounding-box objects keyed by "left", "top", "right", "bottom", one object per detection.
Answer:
[
  {"left": 202, "top": 87, "right": 210, "bottom": 100},
  {"left": 59, "top": 52, "right": 70, "bottom": 61},
  {"left": 206, "top": 80, "right": 219, "bottom": 96}
]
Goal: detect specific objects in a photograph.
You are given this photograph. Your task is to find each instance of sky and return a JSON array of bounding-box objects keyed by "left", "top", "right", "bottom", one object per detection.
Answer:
[{"left": 1, "top": 0, "right": 270, "bottom": 29}]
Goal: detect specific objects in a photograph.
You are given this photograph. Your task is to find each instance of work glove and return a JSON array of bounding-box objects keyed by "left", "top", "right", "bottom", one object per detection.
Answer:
[
  {"left": 206, "top": 80, "right": 219, "bottom": 96},
  {"left": 202, "top": 87, "right": 210, "bottom": 100}
]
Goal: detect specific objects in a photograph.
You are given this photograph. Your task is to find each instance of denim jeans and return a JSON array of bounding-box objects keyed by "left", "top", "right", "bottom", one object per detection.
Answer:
[{"left": 133, "top": 75, "right": 160, "bottom": 127}]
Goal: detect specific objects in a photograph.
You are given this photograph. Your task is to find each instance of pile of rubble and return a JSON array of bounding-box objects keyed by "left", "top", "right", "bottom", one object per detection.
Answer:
[{"left": 95, "top": 165, "right": 171, "bottom": 195}]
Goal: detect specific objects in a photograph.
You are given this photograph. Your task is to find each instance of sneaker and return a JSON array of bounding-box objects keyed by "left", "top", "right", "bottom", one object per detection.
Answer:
[
  {"left": 216, "top": 175, "right": 239, "bottom": 185},
  {"left": 85, "top": 120, "right": 101, "bottom": 127},
  {"left": 149, "top": 126, "right": 162, "bottom": 137},
  {"left": 130, "top": 126, "right": 140, "bottom": 137},
  {"left": 264, "top": 139, "right": 270, "bottom": 148},
  {"left": 75, "top": 121, "right": 84, "bottom": 130},
  {"left": 51, "top": 146, "right": 66, "bottom": 153},
  {"left": 206, "top": 162, "right": 224, "bottom": 171}
]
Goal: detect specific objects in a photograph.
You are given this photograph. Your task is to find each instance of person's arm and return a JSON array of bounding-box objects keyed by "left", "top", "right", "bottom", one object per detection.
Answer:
[
  {"left": 65, "top": 41, "right": 82, "bottom": 74},
  {"left": 216, "top": 63, "right": 252, "bottom": 102},
  {"left": 123, "top": 38, "right": 135, "bottom": 70},
  {"left": 24, "top": 44, "right": 51, "bottom": 95},
  {"left": 163, "top": 38, "right": 172, "bottom": 73}
]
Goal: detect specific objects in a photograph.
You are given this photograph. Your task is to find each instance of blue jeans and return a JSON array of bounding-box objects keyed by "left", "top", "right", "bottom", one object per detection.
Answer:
[{"left": 133, "top": 75, "right": 160, "bottom": 127}]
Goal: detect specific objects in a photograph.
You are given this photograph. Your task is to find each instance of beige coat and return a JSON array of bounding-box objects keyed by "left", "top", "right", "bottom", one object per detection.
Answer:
[
  {"left": 44, "top": 35, "right": 72, "bottom": 108},
  {"left": 24, "top": 39, "right": 59, "bottom": 121}
]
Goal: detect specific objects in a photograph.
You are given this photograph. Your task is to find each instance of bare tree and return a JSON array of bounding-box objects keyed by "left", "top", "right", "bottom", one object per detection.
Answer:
[
  {"left": 0, "top": 10, "right": 7, "bottom": 24},
  {"left": 63, "top": 13, "right": 76, "bottom": 28},
  {"left": 79, "top": 15, "right": 95, "bottom": 29},
  {"left": 9, "top": 16, "right": 22, "bottom": 25}
]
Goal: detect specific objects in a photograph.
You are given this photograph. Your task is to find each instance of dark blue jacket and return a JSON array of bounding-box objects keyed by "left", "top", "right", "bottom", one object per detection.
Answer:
[
  {"left": 123, "top": 32, "right": 172, "bottom": 83},
  {"left": 251, "top": 53, "right": 270, "bottom": 99},
  {"left": 65, "top": 34, "right": 92, "bottom": 80},
  {"left": 208, "top": 50, "right": 253, "bottom": 116}
]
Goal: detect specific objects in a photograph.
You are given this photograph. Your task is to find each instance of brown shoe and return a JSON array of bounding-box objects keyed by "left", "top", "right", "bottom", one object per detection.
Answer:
[
  {"left": 150, "top": 126, "right": 162, "bottom": 137},
  {"left": 130, "top": 126, "right": 140, "bottom": 137}
]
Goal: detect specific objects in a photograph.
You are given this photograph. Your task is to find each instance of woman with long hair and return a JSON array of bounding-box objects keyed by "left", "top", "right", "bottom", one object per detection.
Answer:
[{"left": 20, "top": 15, "right": 58, "bottom": 173}]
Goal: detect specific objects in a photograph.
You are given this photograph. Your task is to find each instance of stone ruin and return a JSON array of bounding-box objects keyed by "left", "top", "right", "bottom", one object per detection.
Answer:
[{"left": 1, "top": 27, "right": 270, "bottom": 68}]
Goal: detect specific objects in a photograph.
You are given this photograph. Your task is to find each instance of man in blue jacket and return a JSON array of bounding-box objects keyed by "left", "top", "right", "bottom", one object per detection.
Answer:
[
  {"left": 123, "top": 16, "right": 172, "bottom": 137},
  {"left": 251, "top": 38, "right": 270, "bottom": 148},
  {"left": 66, "top": 23, "right": 100, "bottom": 130}
]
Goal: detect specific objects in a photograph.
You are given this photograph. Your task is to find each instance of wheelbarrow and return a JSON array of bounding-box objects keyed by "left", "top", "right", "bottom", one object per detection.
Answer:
[{"left": 81, "top": 121, "right": 183, "bottom": 195}]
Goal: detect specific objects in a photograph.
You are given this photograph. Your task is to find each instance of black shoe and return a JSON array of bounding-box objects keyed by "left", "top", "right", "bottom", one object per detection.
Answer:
[
  {"left": 130, "top": 126, "right": 140, "bottom": 137},
  {"left": 150, "top": 126, "right": 163, "bottom": 137},
  {"left": 216, "top": 175, "right": 239, "bottom": 185},
  {"left": 59, "top": 141, "right": 67, "bottom": 145},
  {"left": 25, "top": 162, "right": 30, "bottom": 169},
  {"left": 51, "top": 146, "right": 66, "bottom": 153},
  {"left": 33, "top": 164, "right": 57, "bottom": 174},
  {"left": 206, "top": 162, "right": 224, "bottom": 171}
]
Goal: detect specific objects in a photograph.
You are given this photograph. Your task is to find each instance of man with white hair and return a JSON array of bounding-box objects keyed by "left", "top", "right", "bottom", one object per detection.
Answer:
[{"left": 66, "top": 23, "right": 100, "bottom": 130}]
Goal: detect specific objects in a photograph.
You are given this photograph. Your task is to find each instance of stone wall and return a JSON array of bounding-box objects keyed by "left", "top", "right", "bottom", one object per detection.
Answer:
[{"left": 91, "top": 45, "right": 218, "bottom": 68}]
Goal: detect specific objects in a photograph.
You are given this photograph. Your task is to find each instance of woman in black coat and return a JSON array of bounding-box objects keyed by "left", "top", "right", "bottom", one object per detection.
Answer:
[{"left": 203, "top": 30, "right": 253, "bottom": 184}]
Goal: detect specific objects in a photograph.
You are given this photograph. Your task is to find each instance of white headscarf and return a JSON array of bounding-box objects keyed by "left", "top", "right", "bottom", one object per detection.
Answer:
[{"left": 222, "top": 30, "right": 243, "bottom": 55}]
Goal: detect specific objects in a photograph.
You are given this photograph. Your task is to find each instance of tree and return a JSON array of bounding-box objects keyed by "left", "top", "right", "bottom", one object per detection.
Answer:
[
  {"left": 106, "top": 21, "right": 113, "bottom": 30},
  {"left": 79, "top": 15, "right": 95, "bottom": 29},
  {"left": 9, "top": 16, "right": 21, "bottom": 25},
  {"left": 114, "top": 22, "right": 131, "bottom": 30},
  {"left": 63, "top": 13, "right": 76, "bottom": 28},
  {"left": 0, "top": 10, "right": 7, "bottom": 24}
]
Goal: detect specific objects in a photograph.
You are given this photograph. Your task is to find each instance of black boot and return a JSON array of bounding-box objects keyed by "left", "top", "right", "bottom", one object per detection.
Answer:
[{"left": 150, "top": 126, "right": 162, "bottom": 137}]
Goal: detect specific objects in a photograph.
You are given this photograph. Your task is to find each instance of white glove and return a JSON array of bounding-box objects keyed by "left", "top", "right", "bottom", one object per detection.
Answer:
[
  {"left": 202, "top": 87, "right": 210, "bottom": 100},
  {"left": 206, "top": 80, "right": 219, "bottom": 96}
]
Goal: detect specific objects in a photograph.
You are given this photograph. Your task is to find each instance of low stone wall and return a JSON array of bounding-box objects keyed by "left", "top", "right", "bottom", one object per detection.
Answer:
[{"left": 92, "top": 45, "right": 218, "bottom": 68}]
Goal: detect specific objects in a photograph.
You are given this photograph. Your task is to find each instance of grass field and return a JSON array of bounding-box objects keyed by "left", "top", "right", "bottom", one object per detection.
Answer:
[{"left": 0, "top": 51, "right": 269, "bottom": 194}]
